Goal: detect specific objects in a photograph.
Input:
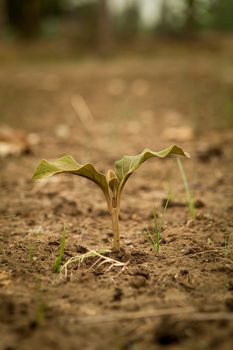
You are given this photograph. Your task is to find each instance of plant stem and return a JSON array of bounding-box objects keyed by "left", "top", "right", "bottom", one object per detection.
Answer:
[{"left": 111, "top": 207, "right": 120, "bottom": 250}]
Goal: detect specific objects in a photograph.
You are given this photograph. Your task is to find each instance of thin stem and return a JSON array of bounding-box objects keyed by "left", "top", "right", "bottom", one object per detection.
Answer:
[{"left": 111, "top": 207, "right": 120, "bottom": 250}]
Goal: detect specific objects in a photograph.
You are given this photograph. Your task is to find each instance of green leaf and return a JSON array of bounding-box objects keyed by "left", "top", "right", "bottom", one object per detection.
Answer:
[
  {"left": 114, "top": 145, "right": 190, "bottom": 191},
  {"left": 32, "top": 155, "right": 109, "bottom": 195}
]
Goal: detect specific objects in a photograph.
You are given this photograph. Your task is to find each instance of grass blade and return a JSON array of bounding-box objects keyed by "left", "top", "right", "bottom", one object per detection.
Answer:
[
  {"left": 177, "top": 158, "right": 196, "bottom": 220},
  {"left": 53, "top": 224, "right": 67, "bottom": 273}
]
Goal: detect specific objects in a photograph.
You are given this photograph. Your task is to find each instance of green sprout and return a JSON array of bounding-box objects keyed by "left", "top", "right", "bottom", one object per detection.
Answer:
[
  {"left": 224, "top": 235, "right": 231, "bottom": 256},
  {"left": 145, "top": 198, "right": 169, "bottom": 254},
  {"left": 28, "top": 245, "right": 34, "bottom": 261},
  {"left": 33, "top": 145, "right": 190, "bottom": 251},
  {"left": 35, "top": 297, "right": 45, "bottom": 326},
  {"left": 53, "top": 225, "right": 67, "bottom": 273},
  {"left": 177, "top": 158, "right": 196, "bottom": 220}
]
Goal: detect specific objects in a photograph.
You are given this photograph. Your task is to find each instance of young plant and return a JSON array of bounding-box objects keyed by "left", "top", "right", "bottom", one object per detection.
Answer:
[
  {"left": 224, "top": 235, "right": 231, "bottom": 256},
  {"left": 33, "top": 145, "right": 190, "bottom": 251},
  {"left": 28, "top": 245, "right": 34, "bottom": 261},
  {"left": 176, "top": 158, "right": 196, "bottom": 220},
  {"left": 53, "top": 224, "right": 67, "bottom": 273},
  {"left": 145, "top": 198, "right": 169, "bottom": 254},
  {"left": 35, "top": 295, "right": 45, "bottom": 327}
]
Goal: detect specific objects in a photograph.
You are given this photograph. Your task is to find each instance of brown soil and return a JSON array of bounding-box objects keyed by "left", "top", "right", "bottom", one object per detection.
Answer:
[{"left": 0, "top": 47, "right": 233, "bottom": 350}]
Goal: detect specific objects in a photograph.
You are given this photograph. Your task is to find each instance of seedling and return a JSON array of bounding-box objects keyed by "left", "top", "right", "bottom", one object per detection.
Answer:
[
  {"left": 177, "top": 158, "right": 196, "bottom": 220},
  {"left": 35, "top": 296, "right": 45, "bottom": 326},
  {"left": 28, "top": 245, "right": 34, "bottom": 261},
  {"left": 224, "top": 235, "right": 231, "bottom": 256},
  {"left": 145, "top": 198, "right": 169, "bottom": 254},
  {"left": 33, "top": 145, "right": 189, "bottom": 251},
  {"left": 53, "top": 225, "right": 67, "bottom": 273}
]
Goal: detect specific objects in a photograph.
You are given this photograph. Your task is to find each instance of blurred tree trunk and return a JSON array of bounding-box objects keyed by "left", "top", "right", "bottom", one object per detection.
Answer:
[
  {"left": 158, "top": 0, "right": 169, "bottom": 34},
  {"left": 6, "top": 0, "right": 41, "bottom": 38},
  {"left": 0, "top": 0, "right": 6, "bottom": 37},
  {"left": 97, "top": 0, "right": 113, "bottom": 55},
  {"left": 212, "top": 0, "right": 233, "bottom": 31},
  {"left": 19, "top": 0, "right": 41, "bottom": 38},
  {"left": 185, "top": 0, "right": 197, "bottom": 32}
]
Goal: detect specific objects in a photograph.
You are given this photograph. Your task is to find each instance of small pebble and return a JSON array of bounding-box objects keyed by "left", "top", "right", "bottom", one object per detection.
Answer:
[
  {"left": 225, "top": 298, "right": 233, "bottom": 312},
  {"left": 132, "top": 268, "right": 150, "bottom": 279},
  {"left": 130, "top": 276, "right": 147, "bottom": 289},
  {"left": 195, "top": 199, "right": 205, "bottom": 208},
  {"left": 186, "top": 219, "right": 194, "bottom": 228},
  {"left": 112, "top": 287, "right": 123, "bottom": 302},
  {"left": 181, "top": 248, "right": 192, "bottom": 255}
]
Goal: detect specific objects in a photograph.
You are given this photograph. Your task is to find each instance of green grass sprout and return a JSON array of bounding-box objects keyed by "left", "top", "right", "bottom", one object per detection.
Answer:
[
  {"left": 28, "top": 245, "right": 34, "bottom": 261},
  {"left": 145, "top": 198, "right": 169, "bottom": 255},
  {"left": 224, "top": 235, "right": 231, "bottom": 256},
  {"left": 35, "top": 297, "right": 45, "bottom": 326},
  {"left": 177, "top": 158, "right": 196, "bottom": 220},
  {"left": 53, "top": 224, "right": 67, "bottom": 273}
]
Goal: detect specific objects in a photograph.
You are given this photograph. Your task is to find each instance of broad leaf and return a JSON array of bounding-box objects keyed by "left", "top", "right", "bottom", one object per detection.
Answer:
[
  {"left": 114, "top": 145, "right": 190, "bottom": 191},
  {"left": 32, "top": 155, "right": 109, "bottom": 196}
]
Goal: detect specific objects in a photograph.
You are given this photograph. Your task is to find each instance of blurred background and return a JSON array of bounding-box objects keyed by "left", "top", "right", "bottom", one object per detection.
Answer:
[
  {"left": 0, "top": 0, "right": 232, "bottom": 161},
  {"left": 0, "top": 0, "right": 233, "bottom": 56}
]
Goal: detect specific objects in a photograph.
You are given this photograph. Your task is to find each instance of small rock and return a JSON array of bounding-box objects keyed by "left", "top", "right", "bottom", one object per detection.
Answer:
[
  {"left": 179, "top": 269, "right": 189, "bottom": 276},
  {"left": 195, "top": 199, "right": 205, "bottom": 208},
  {"left": 76, "top": 245, "right": 88, "bottom": 254},
  {"left": 130, "top": 275, "right": 147, "bottom": 289},
  {"left": 181, "top": 248, "right": 192, "bottom": 255},
  {"left": 227, "top": 281, "right": 233, "bottom": 291},
  {"left": 186, "top": 219, "right": 194, "bottom": 228},
  {"left": 160, "top": 237, "right": 166, "bottom": 244},
  {"left": 112, "top": 287, "right": 123, "bottom": 302},
  {"left": 155, "top": 318, "right": 185, "bottom": 345},
  {"left": 197, "top": 144, "right": 223, "bottom": 162},
  {"left": 225, "top": 298, "right": 233, "bottom": 312},
  {"left": 131, "top": 268, "right": 150, "bottom": 279}
]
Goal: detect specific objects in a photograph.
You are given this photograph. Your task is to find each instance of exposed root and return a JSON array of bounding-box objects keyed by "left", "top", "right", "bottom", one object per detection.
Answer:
[{"left": 60, "top": 248, "right": 129, "bottom": 278}]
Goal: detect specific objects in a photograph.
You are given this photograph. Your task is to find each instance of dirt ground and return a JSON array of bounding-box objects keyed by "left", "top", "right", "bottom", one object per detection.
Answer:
[{"left": 0, "top": 44, "right": 233, "bottom": 350}]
